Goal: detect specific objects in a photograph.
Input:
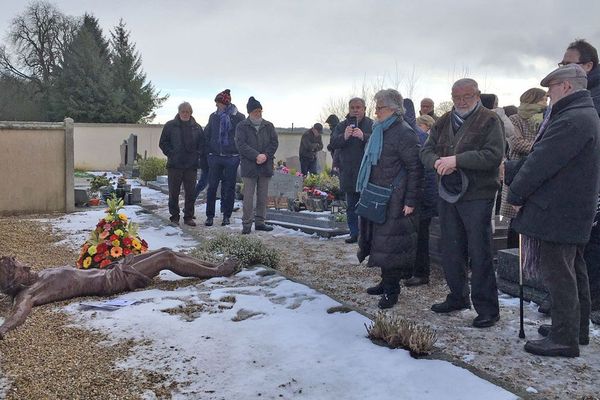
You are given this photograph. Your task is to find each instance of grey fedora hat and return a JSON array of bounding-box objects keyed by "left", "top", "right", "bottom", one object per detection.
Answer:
[{"left": 438, "top": 169, "right": 469, "bottom": 204}]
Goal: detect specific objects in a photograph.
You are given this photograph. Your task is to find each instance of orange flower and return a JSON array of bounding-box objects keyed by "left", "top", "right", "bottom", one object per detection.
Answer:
[
  {"left": 110, "top": 246, "right": 123, "bottom": 258},
  {"left": 99, "top": 231, "right": 110, "bottom": 240}
]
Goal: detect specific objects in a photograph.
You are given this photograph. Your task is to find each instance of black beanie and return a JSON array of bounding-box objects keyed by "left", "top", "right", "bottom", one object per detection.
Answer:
[{"left": 247, "top": 96, "right": 262, "bottom": 113}]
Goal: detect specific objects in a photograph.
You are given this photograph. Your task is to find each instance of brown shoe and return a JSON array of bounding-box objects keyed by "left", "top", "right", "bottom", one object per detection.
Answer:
[
  {"left": 184, "top": 219, "right": 197, "bottom": 227},
  {"left": 524, "top": 337, "right": 579, "bottom": 357}
]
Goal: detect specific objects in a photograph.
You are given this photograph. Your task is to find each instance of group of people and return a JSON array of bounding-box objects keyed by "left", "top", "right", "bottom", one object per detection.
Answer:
[
  {"left": 159, "top": 92, "right": 278, "bottom": 235},
  {"left": 157, "top": 39, "right": 600, "bottom": 358}
]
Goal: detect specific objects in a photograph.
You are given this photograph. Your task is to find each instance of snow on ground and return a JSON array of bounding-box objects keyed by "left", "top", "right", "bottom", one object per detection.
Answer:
[{"left": 63, "top": 267, "right": 518, "bottom": 400}]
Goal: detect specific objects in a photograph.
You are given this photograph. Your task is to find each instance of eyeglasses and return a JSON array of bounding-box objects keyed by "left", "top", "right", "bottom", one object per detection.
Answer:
[
  {"left": 557, "top": 61, "right": 586, "bottom": 67},
  {"left": 375, "top": 106, "right": 389, "bottom": 111},
  {"left": 451, "top": 94, "right": 477, "bottom": 102}
]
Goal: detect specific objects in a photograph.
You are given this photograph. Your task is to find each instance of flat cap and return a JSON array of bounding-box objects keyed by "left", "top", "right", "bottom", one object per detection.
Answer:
[{"left": 540, "top": 64, "right": 587, "bottom": 87}]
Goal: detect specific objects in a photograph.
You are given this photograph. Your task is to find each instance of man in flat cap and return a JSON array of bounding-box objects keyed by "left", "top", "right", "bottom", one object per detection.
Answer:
[
  {"left": 299, "top": 123, "right": 324, "bottom": 175},
  {"left": 420, "top": 78, "right": 504, "bottom": 329},
  {"left": 560, "top": 39, "right": 600, "bottom": 325},
  {"left": 507, "top": 64, "right": 600, "bottom": 357},
  {"left": 235, "top": 97, "right": 279, "bottom": 234}
]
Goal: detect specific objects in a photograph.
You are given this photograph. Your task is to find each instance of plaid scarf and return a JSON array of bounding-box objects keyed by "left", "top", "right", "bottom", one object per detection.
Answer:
[
  {"left": 451, "top": 102, "right": 480, "bottom": 133},
  {"left": 218, "top": 104, "right": 237, "bottom": 146}
]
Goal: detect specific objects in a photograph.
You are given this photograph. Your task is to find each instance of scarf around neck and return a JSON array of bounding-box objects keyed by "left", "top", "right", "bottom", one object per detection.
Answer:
[
  {"left": 355, "top": 114, "right": 398, "bottom": 192},
  {"left": 218, "top": 104, "right": 237, "bottom": 146}
]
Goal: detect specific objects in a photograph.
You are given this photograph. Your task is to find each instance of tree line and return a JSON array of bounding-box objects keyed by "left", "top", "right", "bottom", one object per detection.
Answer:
[{"left": 0, "top": 1, "right": 166, "bottom": 123}]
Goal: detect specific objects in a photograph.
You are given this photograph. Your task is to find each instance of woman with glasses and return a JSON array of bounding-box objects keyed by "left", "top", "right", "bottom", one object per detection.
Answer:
[{"left": 357, "top": 89, "right": 423, "bottom": 309}]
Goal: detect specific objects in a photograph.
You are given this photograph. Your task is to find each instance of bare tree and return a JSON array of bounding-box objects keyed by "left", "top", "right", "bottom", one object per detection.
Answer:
[
  {"left": 0, "top": 1, "right": 79, "bottom": 91},
  {"left": 436, "top": 100, "right": 453, "bottom": 117},
  {"left": 319, "top": 65, "right": 420, "bottom": 122}
]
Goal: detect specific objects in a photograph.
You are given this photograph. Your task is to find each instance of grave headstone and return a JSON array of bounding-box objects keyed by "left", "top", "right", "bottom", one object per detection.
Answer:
[
  {"left": 117, "top": 134, "right": 140, "bottom": 178},
  {"left": 285, "top": 156, "right": 301, "bottom": 171},
  {"left": 268, "top": 172, "right": 303, "bottom": 198}
]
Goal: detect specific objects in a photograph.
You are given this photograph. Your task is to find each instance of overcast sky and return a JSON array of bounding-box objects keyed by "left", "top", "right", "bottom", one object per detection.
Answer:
[{"left": 1, "top": 0, "right": 599, "bottom": 127}]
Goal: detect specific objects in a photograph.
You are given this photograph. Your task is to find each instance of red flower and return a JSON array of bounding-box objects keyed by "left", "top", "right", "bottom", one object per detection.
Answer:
[
  {"left": 123, "top": 248, "right": 132, "bottom": 256},
  {"left": 109, "top": 234, "right": 119, "bottom": 241},
  {"left": 93, "top": 254, "right": 103, "bottom": 263},
  {"left": 141, "top": 239, "right": 148, "bottom": 248},
  {"left": 122, "top": 237, "right": 132, "bottom": 247},
  {"left": 97, "top": 243, "right": 108, "bottom": 253},
  {"left": 100, "top": 259, "right": 111, "bottom": 268},
  {"left": 103, "top": 224, "right": 112, "bottom": 231}
]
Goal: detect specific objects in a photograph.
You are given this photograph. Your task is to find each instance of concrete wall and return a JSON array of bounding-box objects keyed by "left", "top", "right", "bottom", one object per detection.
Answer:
[
  {"left": 73, "top": 123, "right": 332, "bottom": 171},
  {"left": 74, "top": 123, "right": 163, "bottom": 170},
  {"left": 0, "top": 120, "right": 74, "bottom": 214}
]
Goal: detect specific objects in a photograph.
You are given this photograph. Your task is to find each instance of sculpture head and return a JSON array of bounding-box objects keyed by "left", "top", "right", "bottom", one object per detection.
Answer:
[{"left": 0, "top": 256, "right": 38, "bottom": 297}]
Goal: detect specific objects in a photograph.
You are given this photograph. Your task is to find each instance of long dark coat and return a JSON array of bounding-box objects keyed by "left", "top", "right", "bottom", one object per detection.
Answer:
[
  {"left": 234, "top": 118, "right": 279, "bottom": 178},
  {"left": 508, "top": 90, "right": 600, "bottom": 244},
  {"left": 358, "top": 117, "right": 423, "bottom": 279},
  {"left": 328, "top": 116, "right": 373, "bottom": 193}
]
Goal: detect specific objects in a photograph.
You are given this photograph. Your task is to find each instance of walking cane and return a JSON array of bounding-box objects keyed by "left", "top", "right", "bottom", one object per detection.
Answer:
[{"left": 518, "top": 234, "right": 526, "bottom": 339}]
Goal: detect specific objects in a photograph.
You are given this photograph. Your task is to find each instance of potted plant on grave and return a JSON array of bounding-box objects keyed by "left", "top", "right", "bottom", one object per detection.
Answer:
[{"left": 88, "top": 174, "right": 112, "bottom": 206}]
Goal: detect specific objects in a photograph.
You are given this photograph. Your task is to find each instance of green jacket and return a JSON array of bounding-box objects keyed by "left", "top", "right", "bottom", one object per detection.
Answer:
[{"left": 420, "top": 105, "right": 504, "bottom": 201}]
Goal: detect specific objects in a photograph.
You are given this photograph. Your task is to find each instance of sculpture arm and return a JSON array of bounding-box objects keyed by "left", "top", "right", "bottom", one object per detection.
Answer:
[{"left": 0, "top": 292, "right": 34, "bottom": 339}]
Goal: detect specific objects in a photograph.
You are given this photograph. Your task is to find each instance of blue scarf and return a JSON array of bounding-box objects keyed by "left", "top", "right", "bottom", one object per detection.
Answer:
[
  {"left": 218, "top": 104, "right": 237, "bottom": 146},
  {"left": 355, "top": 114, "right": 398, "bottom": 192}
]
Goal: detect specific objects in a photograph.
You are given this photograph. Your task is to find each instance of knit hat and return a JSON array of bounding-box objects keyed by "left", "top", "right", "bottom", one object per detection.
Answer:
[
  {"left": 247, "top": 96, "right": 262, "bottom": 113},
  {"left": 214, "top": 89, "right": 231, "bottom": 105},
  {"left": 313, "top": 123, "right": 323, "bottom": 133}
]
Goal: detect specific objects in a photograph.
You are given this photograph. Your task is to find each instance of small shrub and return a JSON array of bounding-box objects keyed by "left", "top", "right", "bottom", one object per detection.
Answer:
[
  {"left": 139, "top": 157, "right": 167, "bottom": 182},
  {"left": 190, "top": 233, "right": 280, "bottom": 269},
  {"left": 89, "top": 174, "right": 113, "bottom": 195},
  {"left": 365, "top": 312, "right": 437, "bottom": 356}
]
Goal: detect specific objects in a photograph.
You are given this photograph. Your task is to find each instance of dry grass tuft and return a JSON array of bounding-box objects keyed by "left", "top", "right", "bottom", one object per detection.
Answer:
[{"left": 365, "top": 312, "right": 437, "bottom": 356}]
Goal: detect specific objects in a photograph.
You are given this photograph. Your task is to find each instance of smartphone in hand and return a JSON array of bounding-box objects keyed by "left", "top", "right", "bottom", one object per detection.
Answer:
[{"left": 347, "top": 116, "right": 357, "bottom": 128}]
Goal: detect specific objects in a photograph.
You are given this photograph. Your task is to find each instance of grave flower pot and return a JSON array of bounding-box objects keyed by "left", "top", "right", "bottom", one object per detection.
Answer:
[{"left": 88, "top": 198, "right": 101, "bottom": 206}]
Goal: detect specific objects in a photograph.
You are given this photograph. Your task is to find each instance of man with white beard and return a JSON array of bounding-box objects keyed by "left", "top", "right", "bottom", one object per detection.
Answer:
[{"left": 420, "top": 78, "right": 505, "bottom": 328}]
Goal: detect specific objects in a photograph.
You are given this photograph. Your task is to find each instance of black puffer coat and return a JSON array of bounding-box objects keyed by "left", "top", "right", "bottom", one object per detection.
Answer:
[
  {"left": 358, "top": 117, "right": 423, "bottom": 278},
  {"left": 159, "top": 115, "right": 203, "bottom": 169},
  {"left": 235, "top": 118, "right": 279, "bottom": 178},
  {"left": 328, "top": 116, "right": 373, "bottom": 193}
]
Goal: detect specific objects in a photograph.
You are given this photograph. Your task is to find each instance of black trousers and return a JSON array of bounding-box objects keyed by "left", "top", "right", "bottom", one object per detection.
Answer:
[
  {"left": 539, "top": 241, "right": 590, "bottom": 346},
  {"left": 167, "top": 167, "right": 197, "bottom": 221},
  {"left": 300, "top": 157, "right": 318, "bottom": 175},
  {"left": 206, "top": 155, "right": 240, "bottom": 219},
  {"left": 439, "top": 198, "right": 499, "bottom": 316},
  {"left": 584, "top": 224, "right": 600, "bottom": 310},
  {"left": 413, "top": 217, "right": 432, "bottom": 279}
]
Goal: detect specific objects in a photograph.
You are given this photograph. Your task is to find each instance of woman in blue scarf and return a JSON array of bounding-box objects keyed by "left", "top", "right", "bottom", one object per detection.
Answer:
[{"left": 357, "top": 89, "right": 423, "bottom": 309}]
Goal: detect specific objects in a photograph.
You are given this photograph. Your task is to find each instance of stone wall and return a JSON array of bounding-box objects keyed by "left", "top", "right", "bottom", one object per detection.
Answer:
[
  {"left": 0, "top": 119, "right": 74, "bottom": 214},
  {"left": 73, "top": 123, "right": 332, "bottom": 171}
]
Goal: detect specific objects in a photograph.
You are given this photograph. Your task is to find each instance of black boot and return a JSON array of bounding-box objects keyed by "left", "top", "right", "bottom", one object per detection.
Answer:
[
  {"left": 537, "top": 296, "right": 551, "bottom": 315},
  {"left": 378, "top": 278, "right": 400, "bottom": 309},
  {"left": 205, "top": 217, "right": 214, "bottom": 226},
  {"left": 221, "top": 217, "right": 230, "bottom": 226},
  {"left": 366, "top": 280, "right": 384, "bottom": 296},
  {"left": 524, "top": 337, "right": 579, "bottom": 357}
]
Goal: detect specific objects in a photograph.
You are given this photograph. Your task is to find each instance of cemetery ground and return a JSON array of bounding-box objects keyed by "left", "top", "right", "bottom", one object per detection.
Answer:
[{"left": 0, "top": 178, "right": 599, "bottom": 399}]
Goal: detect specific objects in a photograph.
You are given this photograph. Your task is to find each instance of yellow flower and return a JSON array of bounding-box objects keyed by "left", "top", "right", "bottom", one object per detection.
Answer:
[
  {"left": 114, "top": 229, "right": 124, "bottom": 237},
  {"left": 118, "top": 213, "right": 128, "bottom": 222},
  {"left": 132, "top": 239, "right": 142, "bottom": 250},
  {"left": 112, "top": 239, "right": 121, "bottom": 247},
  {"left": 105, "top": 214, "right": 114, "bottom": 222},
  {"left": 83, "top": 257, "right": 92, "bottom": 269},
  {"left": 88, "top": 245, "right": 97, "bottom": 256}
]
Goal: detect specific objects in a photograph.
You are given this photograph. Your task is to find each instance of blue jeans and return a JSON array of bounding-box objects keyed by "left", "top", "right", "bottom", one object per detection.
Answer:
[
  {"left": 346, "top": 192, "right": 360, "bottom": 238},
  {"left": 194, "top": 168, "right": 209, "bottom": 200},
  {"left": 206, "top": 154, "right": 240, "bottom": 218}
]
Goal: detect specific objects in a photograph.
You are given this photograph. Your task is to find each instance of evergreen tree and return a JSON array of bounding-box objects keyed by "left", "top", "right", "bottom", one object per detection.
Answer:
[
  {"left": 110, "top": 20, "right": 167, "bottom": 123},
  {"left": 50, "top": 14, "right": 118, "bottom": 122}
]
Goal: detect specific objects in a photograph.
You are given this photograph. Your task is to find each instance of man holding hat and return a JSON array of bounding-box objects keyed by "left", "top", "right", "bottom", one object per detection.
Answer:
[
  {"left": 202, "top": 89, "right": 245, "bottom": 227},
  {"left": 507, "top": 63, "right": 600, "bottom": 357},
  {"left": 420, "top": 78, "right": 505, "bottom": 328},
  {"left": 299, "top": 123, "right": 324, "bottom": 175},
  {"left": 235, "top": 96, "right": 279, "bottom": 234}
]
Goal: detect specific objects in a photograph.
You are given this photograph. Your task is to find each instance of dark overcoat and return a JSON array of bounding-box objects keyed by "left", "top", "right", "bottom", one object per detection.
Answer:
[
  {"left": 508, "top": 90, "right": 600, "bottom": 244},
  {"left": 358, "top": 117, "right": 423, "bottom": 278},
  {"left": 159, "top": 115, "right": 203, "bottom": 169},
  {"left": 328, "top": 116, "right": 373, "bottom": 193},
  {"left": 234, "top": 118, "right": 279, "bottom": 178}
]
